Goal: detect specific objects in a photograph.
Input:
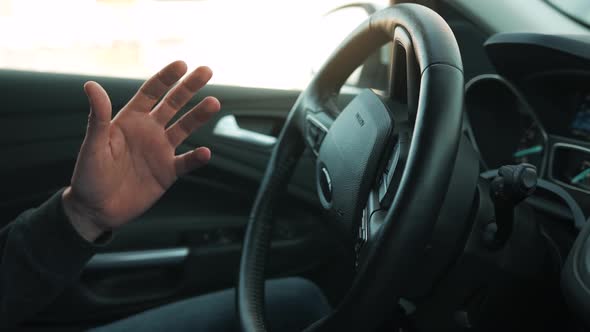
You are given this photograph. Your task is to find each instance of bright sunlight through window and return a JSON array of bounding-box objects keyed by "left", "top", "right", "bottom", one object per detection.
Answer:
[{"left": 0, "top": 0, "right": 388, "bottom": 90}]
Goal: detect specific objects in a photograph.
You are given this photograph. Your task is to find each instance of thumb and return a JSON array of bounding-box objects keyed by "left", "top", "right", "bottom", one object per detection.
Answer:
[{"left": 83, "top": 81, "right": 112, "bottom": 147}]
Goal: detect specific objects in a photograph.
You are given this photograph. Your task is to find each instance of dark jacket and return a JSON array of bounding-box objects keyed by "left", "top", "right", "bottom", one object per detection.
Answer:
[{"left": 0, "top": 189, "right": 99, "bottom": 326}]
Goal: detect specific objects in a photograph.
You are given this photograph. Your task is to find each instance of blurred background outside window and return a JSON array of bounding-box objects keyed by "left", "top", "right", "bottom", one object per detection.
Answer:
[{"left": 0, "top": 0, "right": 388, "bottom": 90}]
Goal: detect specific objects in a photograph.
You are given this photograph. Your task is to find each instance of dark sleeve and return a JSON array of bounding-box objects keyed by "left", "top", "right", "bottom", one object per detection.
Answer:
[{"left": 0, "top": 188, "right": 103, "bottom": 326}]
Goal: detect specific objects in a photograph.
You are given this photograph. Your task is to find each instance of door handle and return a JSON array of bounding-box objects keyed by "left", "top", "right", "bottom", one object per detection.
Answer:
[
  {"left": 86, "top": 247, "right": 189, "bottom": 270},
  {"left": 213, "top": 115, "right": 277, "bottom": 147}
]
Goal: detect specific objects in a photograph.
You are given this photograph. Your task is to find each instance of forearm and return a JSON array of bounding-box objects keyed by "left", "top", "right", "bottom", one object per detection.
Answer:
[{"left": 0, "top": 189, "right": 101, "bottom": 327}]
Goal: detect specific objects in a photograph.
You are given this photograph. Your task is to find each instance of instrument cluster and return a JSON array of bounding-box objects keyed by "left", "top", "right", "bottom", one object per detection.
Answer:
[{"left": 466, "top": 73, "right": 590, "bottom": 199}]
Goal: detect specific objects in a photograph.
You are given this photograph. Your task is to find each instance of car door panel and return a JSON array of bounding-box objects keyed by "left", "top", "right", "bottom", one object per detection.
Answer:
[{"left": 0, "top": 70, "right": 347, "bottom": 327}]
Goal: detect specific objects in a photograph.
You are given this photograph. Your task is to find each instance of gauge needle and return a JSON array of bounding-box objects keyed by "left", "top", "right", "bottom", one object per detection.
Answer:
[
  {"left": 572, "top": 168, "right": 590, "bottom": 184},
  {"left": 513, "top": 144, "right": 543, "bottom": 158}
]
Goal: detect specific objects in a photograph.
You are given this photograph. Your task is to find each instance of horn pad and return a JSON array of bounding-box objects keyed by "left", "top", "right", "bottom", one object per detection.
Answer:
[{"left": 316, "top": 89, "right": 394, "bottom": 231}]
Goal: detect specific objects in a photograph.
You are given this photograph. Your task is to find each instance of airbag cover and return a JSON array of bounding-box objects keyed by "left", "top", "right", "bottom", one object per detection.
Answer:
[{"left": 317, "top": 89, "right": 393, "bottom": 230}]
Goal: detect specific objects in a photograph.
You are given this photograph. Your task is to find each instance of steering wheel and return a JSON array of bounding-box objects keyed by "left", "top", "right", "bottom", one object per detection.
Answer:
[{"left": 238, "top": 4, "right": 464, "bottom": 331}]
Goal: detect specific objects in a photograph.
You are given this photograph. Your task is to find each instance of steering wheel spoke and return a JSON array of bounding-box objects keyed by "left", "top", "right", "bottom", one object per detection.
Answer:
[
  {"left": 388, "top": 26, "right": 420, "bottom": 121},
  {"left": 354, "top": 187, "right": 384, "bottom": 269},
  {"left": 354, "top": 133, "right": 409, "bottom": 268}
]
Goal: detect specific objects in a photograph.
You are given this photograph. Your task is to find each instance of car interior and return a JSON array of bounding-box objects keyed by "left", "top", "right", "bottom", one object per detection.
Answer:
[{"left": 1, "top": 0, "right": 589, "bottom": 331}]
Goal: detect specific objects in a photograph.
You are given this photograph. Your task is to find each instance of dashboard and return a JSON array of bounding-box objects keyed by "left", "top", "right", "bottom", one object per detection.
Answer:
[
  {"left": 466, "top": 74, "right": 590, "bottom": 194},
  {"left": 465, "top": 33, "right": 590, "bottom": 211}
]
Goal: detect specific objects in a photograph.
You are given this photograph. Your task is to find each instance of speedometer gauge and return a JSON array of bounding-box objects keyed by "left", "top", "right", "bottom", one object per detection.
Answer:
[
  {"left": 466, "top": 75, "right": 547, "bottom": 172},
  {"left": 513, "top": 123, "right": 544, "bottom": 167}
]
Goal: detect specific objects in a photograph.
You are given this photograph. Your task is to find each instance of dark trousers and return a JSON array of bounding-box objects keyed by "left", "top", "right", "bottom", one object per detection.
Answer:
[{"left": 90, "top": 278, "right": 331, "bottom": 332}]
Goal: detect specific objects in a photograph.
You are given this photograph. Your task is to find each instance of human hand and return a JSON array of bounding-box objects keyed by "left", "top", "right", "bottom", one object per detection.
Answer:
[{"left": 62, "top": 61, "right": 220, "bottom": 242}]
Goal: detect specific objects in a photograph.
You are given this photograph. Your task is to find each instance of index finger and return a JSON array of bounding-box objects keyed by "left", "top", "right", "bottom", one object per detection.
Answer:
[{"left": 126, "top": 60, "right": 188, "bottom": 112}]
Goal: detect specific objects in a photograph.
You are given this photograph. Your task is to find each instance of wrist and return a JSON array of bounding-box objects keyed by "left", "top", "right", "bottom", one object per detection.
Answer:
[{"left": 61, "top": 187, "right": 105, "bottom": 242}]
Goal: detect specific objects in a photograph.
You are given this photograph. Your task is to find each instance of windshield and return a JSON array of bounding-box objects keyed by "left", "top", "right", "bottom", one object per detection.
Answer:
[{"left": 547, "top": 0, "right": 590, "bottom": 27}]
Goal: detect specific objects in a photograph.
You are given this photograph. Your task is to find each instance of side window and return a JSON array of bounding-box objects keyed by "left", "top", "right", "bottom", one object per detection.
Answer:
[{"left": 0, "top": 0, "right": 389, "bottom": 90}]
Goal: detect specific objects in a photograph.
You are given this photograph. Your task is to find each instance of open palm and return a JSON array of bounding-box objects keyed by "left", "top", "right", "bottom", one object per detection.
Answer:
[{"left": 62, "top": 61, "right": 220, "bottom": 241}]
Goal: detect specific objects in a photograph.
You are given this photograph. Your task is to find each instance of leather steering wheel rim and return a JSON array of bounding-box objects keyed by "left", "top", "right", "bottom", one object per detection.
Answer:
[{"left": 238, "top": 4, "right": 464, "bottom": 332}]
